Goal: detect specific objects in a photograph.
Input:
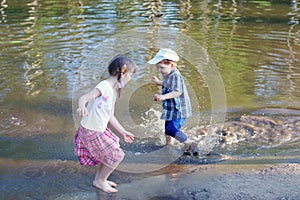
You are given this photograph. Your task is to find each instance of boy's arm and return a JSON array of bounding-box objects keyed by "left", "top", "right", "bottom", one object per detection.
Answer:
[
  {"left": 154, "top": 73, "right": 183, "bottom": 101},
  {"left": 154, "top": 90, "right": 182, "bottom": 101},
  {"left": 152, "top": 76, "right": 162, "bottom": 85}
]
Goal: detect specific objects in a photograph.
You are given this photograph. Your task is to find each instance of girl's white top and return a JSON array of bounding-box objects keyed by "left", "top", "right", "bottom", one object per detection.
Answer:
[{"left": 80, "top": 80, "right": 115, "bottom": 133}]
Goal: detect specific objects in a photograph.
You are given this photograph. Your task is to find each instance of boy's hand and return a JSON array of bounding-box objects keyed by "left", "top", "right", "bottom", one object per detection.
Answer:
[
  {"left": 154, "top": 91, "right": 182, "bottom": 101},
  {"left": 151, "top": 76, "right": 159, "bottom": 83},
  {"left": 154, "top": 94, "right": 164, "bottom": 101},
  {"left": 151, "top": 76, "right": 162, "bottom": 85},
  {"left": 123, "top": 132, "right": 134, "bottom": 143}
]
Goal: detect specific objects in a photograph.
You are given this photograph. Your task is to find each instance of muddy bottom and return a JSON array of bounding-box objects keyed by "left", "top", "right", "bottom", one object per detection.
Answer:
[
  {"left": 53, "top": 158, "right": 300, "bottom": 200},
  {"left": 1, "top": 155, "right": 299, "bottom": 200},
  {"left": 1, "top": 108, "right": 300, "bottom": 199}
]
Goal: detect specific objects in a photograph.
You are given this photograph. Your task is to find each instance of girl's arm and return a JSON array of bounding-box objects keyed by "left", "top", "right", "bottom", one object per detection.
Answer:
[
  {"left": 76, "top": 88, "right": 101, "bottom": 116},
  {"left": 109, "top": 106, "right": 134, "bottom": 143}
]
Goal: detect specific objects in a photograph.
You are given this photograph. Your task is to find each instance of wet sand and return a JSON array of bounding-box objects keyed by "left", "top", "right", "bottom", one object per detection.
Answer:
[
  {"left": 0, "top": 155, "right": 299, "bottom": 199},
  {"left": 53, "top": 156, "right": 300, "bottom": 200},
  {"left": 115, "top": 163, "right": 300, "bottom": 200},
  {"left": 1, "top": 108, "right": 300, "bottom": 199}
]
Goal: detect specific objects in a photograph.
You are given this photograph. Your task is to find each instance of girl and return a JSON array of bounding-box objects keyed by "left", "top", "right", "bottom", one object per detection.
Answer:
[{"left": 74, "top": 55, "right": 136, "bottom": 193}]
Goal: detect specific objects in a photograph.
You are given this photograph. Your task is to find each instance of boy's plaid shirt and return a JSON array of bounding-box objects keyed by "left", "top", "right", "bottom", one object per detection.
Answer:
[{"left": 160, "top": 69, "right": 192, "bottom": 120}]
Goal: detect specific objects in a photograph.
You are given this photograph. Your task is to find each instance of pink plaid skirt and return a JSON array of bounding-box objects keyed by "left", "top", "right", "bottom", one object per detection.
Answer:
[{"left": 74, "top": 125, "right": 124, "bottom": 166}]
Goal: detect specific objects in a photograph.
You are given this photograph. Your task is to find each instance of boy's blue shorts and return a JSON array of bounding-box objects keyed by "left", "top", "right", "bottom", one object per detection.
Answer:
[{"left": 165, "top": 118, "right": 187, "bottom": 143}]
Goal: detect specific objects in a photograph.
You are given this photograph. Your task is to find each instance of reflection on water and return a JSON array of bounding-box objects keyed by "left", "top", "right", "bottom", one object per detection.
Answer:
[{"left": 0, "top": 0, "right": 300, "bottom": 199}]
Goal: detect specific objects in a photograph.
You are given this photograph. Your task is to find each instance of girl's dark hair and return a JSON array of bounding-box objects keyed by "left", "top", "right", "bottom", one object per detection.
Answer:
[
  {"left": 108, "top": 55, "right": 136, "bottom": 81},
  {"left": 108, "top": 55, "right": 136, "bottom": 97}
]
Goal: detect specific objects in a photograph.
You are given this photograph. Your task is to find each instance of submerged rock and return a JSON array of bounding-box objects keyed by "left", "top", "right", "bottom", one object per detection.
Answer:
[{"left": 186, "top": 114, "right": 300, "bottom": 153}]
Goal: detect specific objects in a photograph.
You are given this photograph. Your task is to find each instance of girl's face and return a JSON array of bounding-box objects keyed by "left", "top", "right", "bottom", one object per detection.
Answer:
[
  {"left": 156, "top": 60, "right": 174, "bottom": 77},
  {"left": 120, "top": 69, "right": 134, "bottom": 86}
]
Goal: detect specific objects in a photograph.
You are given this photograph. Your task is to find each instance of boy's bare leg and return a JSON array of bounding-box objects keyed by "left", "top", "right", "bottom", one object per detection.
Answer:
[
  {"left": 182, "top": 138, "right": 192, "bottom": 151},
  {"left": 166, "top": 135, "right": 175, "bottom": 145},
  {"left": 182, "top": 138, "right": 197, "bottom": 153},
  {"left": 93, "top": 163, "right": 118, "bottom": 193}
]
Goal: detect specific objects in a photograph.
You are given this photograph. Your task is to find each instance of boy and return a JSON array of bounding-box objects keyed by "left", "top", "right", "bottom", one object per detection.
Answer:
[{"left": 148, "top": 48, "right": 193, "bottom": 149}]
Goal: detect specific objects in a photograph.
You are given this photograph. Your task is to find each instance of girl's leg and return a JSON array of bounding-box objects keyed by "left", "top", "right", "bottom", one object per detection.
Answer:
[
  {"left": 93, "top": 163, "right": 118, "bottom": 193},
  {"left": 103, "top": 164, "right": 118, "bottom": 187},
  {"left": 93, "top": 150, "right": 125, "bottom": 193}
]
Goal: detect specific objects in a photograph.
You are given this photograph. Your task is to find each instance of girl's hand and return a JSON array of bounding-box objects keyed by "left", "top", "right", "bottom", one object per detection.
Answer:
[
  {"left": 123, "top": 132, "right": 134, "bottom": 143},
  {"left": 76, "top": 107, "right": 88, "bottom": 116},
  {"left": 76, "top": 88, "right": 101, "bottom": 117}
]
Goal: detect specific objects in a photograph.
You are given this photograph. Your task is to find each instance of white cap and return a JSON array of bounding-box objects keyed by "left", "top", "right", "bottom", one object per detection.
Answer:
[{"left": 147, "top": 48, "right": 179, "bottom": 64}]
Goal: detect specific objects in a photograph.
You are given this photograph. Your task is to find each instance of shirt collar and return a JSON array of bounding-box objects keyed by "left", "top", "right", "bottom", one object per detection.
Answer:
[{"left": 168, "top": 67, "right": 177, "bottom": 76}]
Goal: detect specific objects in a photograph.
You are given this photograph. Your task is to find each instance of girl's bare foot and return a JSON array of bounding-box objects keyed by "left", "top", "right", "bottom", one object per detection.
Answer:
[
  {"left": 93, "top": 180, "right": 118, "bottom": 193},
  {"left": 107, "top": 180, "right": 117, "bottom": 187}
]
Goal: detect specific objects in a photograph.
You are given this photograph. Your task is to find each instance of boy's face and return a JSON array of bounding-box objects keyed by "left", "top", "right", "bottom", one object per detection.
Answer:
[{"left": 156, "top": 60, "right": 175, "bottom": 77}]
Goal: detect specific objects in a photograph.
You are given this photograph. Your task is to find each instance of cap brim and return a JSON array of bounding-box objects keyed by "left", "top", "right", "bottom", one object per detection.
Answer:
[{"left": 147, "top": 56, "right": 164, "bottom": 64}]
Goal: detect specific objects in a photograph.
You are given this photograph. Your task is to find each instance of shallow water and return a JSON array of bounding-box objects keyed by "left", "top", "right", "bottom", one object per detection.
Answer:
[{"left": 1, "top": 0, "right": 300, "bottom": 199}]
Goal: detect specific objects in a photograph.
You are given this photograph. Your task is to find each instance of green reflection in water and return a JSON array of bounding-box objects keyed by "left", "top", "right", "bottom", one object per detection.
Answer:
[{"left": 0, "top": 0, "right": 300, "bottom": 198}]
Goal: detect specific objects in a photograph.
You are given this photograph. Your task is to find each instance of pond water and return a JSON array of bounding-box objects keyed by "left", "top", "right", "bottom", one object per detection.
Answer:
[{"left": 0, "top": 0, "right": 300, "bottom": 199}]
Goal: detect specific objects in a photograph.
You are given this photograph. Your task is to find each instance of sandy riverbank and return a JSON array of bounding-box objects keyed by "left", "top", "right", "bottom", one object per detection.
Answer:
[{"left": 55, "top": 157, "right": 300, "bottom": 200}]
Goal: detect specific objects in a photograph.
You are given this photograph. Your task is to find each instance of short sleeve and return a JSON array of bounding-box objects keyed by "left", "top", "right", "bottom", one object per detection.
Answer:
[
  {"left": 170, "top": 72, "right": 183, "bottom": 92},
  {"left": 95, "top": 81, "right": 106, "bottom": 96}
]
